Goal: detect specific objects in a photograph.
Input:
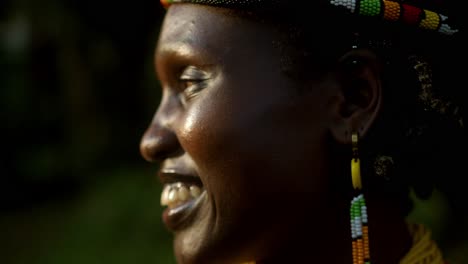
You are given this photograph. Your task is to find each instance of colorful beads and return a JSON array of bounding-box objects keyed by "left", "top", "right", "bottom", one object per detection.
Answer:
[
  {"left": 330, "top": 0, "right": 357, "bottom": 13},
  {"left": 401, "top": 4, "right": 423, "bottom": 26},
  {"left": 161, "top": 0, "right": 459, "bottom": 36},
  {"left": 438, "top": 15, "right": 459, "bottom": 35},
  {"left": 359, "top": 0, "right": 381, "bottom": 17},
  {"left": 350, "top": 194, "right": 371, "bottom": 264},
  {"left": 363, "top": 226, "right": 370, "bottom": 259},
  {"left": 383, "top": 0, "right": 400, "bottom": 21},
  {"left": 420, "top": 10, "right": 440, "bottom": 31},
  {"left": 329, "top": 0, "right": 458, "bottom": 35}
]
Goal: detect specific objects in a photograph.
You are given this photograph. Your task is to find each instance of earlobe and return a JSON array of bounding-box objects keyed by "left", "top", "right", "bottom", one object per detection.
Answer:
[{"left": 329, "top": 49, "right": 383, "bottom": 144}]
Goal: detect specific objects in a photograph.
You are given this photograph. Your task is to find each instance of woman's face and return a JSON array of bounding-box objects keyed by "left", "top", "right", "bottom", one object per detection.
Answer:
[{"left": 141, "top": 4, "right": 343, "bottom": 263}]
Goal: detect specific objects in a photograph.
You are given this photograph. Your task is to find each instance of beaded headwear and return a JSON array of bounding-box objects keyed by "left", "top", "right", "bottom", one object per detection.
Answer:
[{"left": 160, "top": 0, "right": 459, "bottom": 36}]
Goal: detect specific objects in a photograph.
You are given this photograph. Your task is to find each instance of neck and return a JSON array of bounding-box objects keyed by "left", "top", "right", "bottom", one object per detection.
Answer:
[{"left": 365, "top": 191, "right": 413, "bottom": 264}]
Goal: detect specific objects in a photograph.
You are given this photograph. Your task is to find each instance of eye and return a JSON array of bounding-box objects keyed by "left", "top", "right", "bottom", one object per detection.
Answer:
[{"left": 178, "top": 66, "right": 211, "bottom": 103}]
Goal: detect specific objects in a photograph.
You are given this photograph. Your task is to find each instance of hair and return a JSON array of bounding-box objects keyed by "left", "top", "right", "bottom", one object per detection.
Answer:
[{"left": 224, "top": 2, "right": 468, "bottom": 248}]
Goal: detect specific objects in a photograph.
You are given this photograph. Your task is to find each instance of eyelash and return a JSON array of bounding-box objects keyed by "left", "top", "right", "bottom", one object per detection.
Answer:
[
  {"left": 180, "top": 79, "right": 205, "bottom": 100},
  {"left": 178, "top": 66, "right": 210, "bottom": 103}
]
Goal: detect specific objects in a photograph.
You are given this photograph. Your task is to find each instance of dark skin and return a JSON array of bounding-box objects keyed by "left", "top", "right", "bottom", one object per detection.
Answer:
[{"left": 140, "top": 4, "right": 412, "bottom": 264}]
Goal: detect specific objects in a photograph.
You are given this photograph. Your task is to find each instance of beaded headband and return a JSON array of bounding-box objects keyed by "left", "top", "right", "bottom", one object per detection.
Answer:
[{"left": 160, "top": 0, "right": 459, "bottom": 36}]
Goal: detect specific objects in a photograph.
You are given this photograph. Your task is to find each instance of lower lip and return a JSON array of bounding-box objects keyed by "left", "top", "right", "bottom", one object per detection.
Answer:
[{"left": 162, "top": 191, "right": 206, "bottom": 231}]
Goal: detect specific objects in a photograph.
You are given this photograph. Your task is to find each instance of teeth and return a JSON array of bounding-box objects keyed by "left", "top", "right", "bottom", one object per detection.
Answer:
[
  {"left": 160, "top": 183, "right": 203, "bottom": 208},
  {"left": 160, "top": 185, "right": 171, "bottom": 206},
  {"left": 190, "top": 186, "right": 201, "bottom": 198},
  {"left": 178, "top": 186, "right": 190, "bottom": 201},
  {"left": 168, "top": 188, "right": 177, "bottom": 203}
]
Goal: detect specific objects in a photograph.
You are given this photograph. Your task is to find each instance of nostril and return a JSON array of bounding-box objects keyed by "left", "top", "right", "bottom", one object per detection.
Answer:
[{"left": 140, "top": 127, "right": 180, "bottom": 162}]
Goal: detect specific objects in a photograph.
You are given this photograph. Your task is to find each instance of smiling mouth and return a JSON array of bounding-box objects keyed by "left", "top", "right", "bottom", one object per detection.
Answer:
[{"left": 159, "top": 171, "right": 206, "bottom": 230}]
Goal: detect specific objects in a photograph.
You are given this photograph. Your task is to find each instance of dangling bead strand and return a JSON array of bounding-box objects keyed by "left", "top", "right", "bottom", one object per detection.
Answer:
[
  {"left": 351, "top": 194, "right": 371, "bottom": 264},
  {"left": 350, "top": 133, "right": 371, "bottom": 264}
]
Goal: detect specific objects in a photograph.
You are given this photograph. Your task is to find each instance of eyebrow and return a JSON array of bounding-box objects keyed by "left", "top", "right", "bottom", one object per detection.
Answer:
[
  {"left": 155, "top": 40, "right": 217, "bottom": 82},
  {"left": 157, "top": 41, "right": 197, "bottom": 59},
  {"left": 156, "top": 35, "right": 217, "bottom": 70}
]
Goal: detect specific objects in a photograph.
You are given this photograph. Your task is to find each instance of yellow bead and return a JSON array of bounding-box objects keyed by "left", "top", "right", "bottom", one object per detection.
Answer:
[
  {"left": 351, "top": 158, "right": 362, "bottom": 189},
  {"left": 420, "top": 10, "right": 440, "bottom": 31}
]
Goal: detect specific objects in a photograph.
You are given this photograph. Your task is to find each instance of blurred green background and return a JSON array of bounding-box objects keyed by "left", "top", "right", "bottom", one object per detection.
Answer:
[{"left": 1, "top": 0, "right": 175, "bottom": 263}]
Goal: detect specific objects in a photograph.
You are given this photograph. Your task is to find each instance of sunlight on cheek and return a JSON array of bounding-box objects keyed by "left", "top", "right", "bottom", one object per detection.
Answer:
[
  {"left": 182, "top": 111, "right": 198, "bottom": 137},
  {"left": 180, "top": 109, "right": 209, "bottom": 146}
]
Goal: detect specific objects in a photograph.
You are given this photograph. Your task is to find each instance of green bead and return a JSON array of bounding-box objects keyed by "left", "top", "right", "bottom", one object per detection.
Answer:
[{"left": 360, "top": 0, "right": 380, "bottom": 16}]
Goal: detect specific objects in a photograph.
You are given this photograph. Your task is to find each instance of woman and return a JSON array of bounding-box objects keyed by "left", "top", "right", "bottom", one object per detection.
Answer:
[{"left": 140, "top": 0, "right": 466, "bottom": 263}]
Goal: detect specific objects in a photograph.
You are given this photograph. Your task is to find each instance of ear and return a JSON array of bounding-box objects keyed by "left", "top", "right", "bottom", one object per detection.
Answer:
[{"left": 329, "top": 49, "right": 383, "bottom": 144}]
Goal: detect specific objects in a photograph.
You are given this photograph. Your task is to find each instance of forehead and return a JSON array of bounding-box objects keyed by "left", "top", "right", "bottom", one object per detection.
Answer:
[
  {"left": 156, "top": 4, "right": 279, "bottom": 61},
  {"left": 161, "top": 5, "right": 232, "bottom": 36}
]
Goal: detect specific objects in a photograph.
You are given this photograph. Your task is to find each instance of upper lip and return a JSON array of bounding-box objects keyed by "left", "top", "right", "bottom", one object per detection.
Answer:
[{"left": 158, "top": 168, "right": 203, "bottom": 187}]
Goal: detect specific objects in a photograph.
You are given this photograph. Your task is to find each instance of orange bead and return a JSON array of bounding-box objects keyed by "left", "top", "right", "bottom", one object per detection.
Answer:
[{"left": 383, "top": 0, "right": 401, "bottom": 21}]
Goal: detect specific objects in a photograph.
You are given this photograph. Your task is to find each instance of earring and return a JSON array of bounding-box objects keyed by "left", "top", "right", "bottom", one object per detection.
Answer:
[{"left": 350, "top": 132, "right": 371, "bottom": 264}]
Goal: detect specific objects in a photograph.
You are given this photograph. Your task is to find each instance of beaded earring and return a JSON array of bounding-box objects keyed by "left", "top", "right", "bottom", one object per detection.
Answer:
[{"left": 350, "top": 133, "right": 371, "bottom": 264}]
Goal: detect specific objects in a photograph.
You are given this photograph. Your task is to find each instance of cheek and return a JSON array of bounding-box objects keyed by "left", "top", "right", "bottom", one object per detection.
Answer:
[
  {"left": 174, "top": 79, "right": 334, "bottom": 259},
  {"left": 178, "top": 91, "right": 254, "bottom": 177},
  {"left": 178, "top": 84, "right": 330, "bottom": 201}
]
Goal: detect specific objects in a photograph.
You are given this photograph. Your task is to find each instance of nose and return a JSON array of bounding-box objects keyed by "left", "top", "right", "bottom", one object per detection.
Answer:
[{"left": 140, "top": 123, "right": 181, "bottom": 162}]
